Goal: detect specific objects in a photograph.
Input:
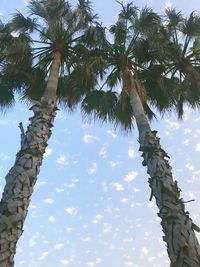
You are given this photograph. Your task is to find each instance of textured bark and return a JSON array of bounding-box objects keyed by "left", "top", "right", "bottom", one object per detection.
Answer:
[
  {"left": 0, "top": 51, "right": 61, "bottom": 266},
  {"left": 128, "top": 76, "right": 200, "bottom": 266},
  {"left": 139, "top": 131, "right": 200, "bottom": 267},
  {"left": 42, "top": 51, "right": 61, "bottom": 102}
]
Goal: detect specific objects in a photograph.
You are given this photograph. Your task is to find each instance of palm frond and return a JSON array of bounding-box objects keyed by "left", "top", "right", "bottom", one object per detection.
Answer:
[
  {"left": 22, "top": 67, "right": 46, "bottom": 102},
  {"left": 181, "top": 11, "right": 200, "bottom": 37},
  {"left": 81, "top": 23, "right": 107, "bottom": 48},
  {"left": 117, "top": 1, "right": 138, "bottom": 23},
  {"left": 143, "top": 102, "right": 156, "bottom": 120},
  {"left": 81, "top": 90, "right": 118, "bottom": 122},
  {"left": 142, "top": 65, "right": 179, "bottom": 112},
  {"left": 0, "top": 75, "right": 15, "bottom": 110},
  {"left": 107, "top": 68, "right": 121, "bottom": 89},
  {"left": 28, "top": 0, "right": 70, "bottom": 21},
  {"left": 57, "top": 63, "right": 98, "bottom": 109},
  {"left": 114, "top": 90, "right": 134, "bottom": 131},
  {"left": 110, "top": 20, "right": 127, "bottom": 46},
  {"left": 12, "top": 12, "right": 38, "bottom": 33},
  {"left": 76, "top": 0, "right": 98, "bottom": 26},
  {"left": 165, "top": 8, "right": 183, "bottom": 28},
  {"left": 135, "top": 7, "right": 161, "bottom": 35},
  {"left": 132, "top": 38, "right": 152, "bottom": 64}
]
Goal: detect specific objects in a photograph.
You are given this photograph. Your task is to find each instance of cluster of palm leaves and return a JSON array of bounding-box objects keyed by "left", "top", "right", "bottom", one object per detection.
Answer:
[
  {"left": 1, "top": 0, "right": 200, "bottom": 266},
  {"left": 1, "top": 1, "right": 200, "bottom": 122}
]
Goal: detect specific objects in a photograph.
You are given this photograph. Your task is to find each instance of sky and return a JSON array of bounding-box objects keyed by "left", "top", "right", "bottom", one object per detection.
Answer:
[{"left": 1, "top": 0, "right": 200, "bottom": 267}]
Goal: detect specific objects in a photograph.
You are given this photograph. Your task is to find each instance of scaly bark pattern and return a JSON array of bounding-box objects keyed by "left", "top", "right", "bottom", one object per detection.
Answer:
[
  {"left": 139, "top": 130, "right": 200, "bottom": 267},
  {"left": 0, "top": 100, "right": 57, "bottom": 266},
  {"left": 127, "top": 74, "right": 200, "bottom": 266}
]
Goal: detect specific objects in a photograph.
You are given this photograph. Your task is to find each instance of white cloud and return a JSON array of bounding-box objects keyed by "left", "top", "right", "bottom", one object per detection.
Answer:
[
  {"left": 0, "top": 152, "right": 10, "bottom": 161},
  {"left": 65, "top": 207, "right": 78, "bottom": 216},
  {"left": 184, "top": 128, "right": 192, "bottom": 134},
  {"left": 107, "top": 129, "right": 118, "bottom": 139},
  {"left": 111, "top": 182, "right": 124, "bottom": 191},
  {"left": 148, "top": 257, "right": 156, "bottom": 263},
  {"left": 87, "top": 262, "right": 95, "bottom": 267},
  {"left": 81, "top": 236, "right": 91, "bottom": 242},
  {"left": 29, "top": 204, "right": 37, "bottom": 209},
  {"left": 54, "top": 243, "right": 64, "bottom": 250},
  {"left": 128, "top": 148, "right": 135, "bottom": 158},
  {"left": 88, "top": 162, "right": 97, "bottom": 174},
  {"left": 133, "top": 187, "right": 140, "bottom": 193},
  {"left": 110, "top": 161, "right": 119, "bottom": 168},
  {"left": 126, "top": 262, "right": 134, "bottom": 266},
  {"left": 65, "top": 227, "right": 73, "bottom": 233},
  {"left": 60, "top": 260, "right": 70, "bottom": 266},
  {"left": 103, "top": 223, "right": 112, "bottom": 233},
  {"left": 44, "top": 147, "right": 52, "bottom": 157},
  {"left": 0, "top": 9, "right": 4, "bottom": 16},
  {"left": 124, "top": 171, "right": 138, "bottom": 182},
  {"left": 140, "top": 247, "right": 149, "bottom": 258},
  {"left": 121, "top": 198, "right": 129, "bottom": 203},
  {"left": 187, "top": 191, "right": 196, "bottom": 199},
  {"left": 35, "top": 181, "right": 46, "bottom": 188},
  {"left": 48, "top": 216, "right": 56, "bottom": 222},
  {"left": 92, "top": 214, "right": 103, "bottom": 224},
  {"left": 28, "top": 232, "right": 39, "bottom": 248},
  {"left": 165, "top": 119, "right": 180, "bottom": 131},
  {"left": 96, "top": 258, "right": 102, "bottom": 264},
  {"left": 43, "top": 198, "right": 54, "bottom": 204},
  {"left": 56, "top": 153, "right": 69, "bottom": 166},
  {"left": 55, "top": 187, "right": 64, "bottom": 193},
  {"left": 165, "top": 0, "right": 173, "bottom": 9},
  {"left": 39, "top": 251, "right": 49, "bottom": 260},
  {"left": 82, "top": 134, "right": 98, "bottom": 144},
  {"left": 24, "top": 0, "right": 30, "bottom": 5},
  {"left": 11, "top": 31, "right": 20, "bottom": 38},
  {"left": 185, "top": 163, "right": 195, "bottom": 171},
  {"left": 183, "top": 139, "right": 189, "bottom": 145},
  {"left": 99, "top": 147, "right": 107, "bottom": 158},
  {"left": 0, "top": 120, "right": 7, "bottom": 125},
  {"left": 195, "top": 142, "right": 200, "bottom": 152}
]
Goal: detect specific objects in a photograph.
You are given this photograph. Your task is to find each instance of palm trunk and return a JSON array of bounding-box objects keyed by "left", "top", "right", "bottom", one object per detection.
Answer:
[
  {"left": 128, "top": 76, "right": 200, "bottom": 266},
  {"left": 0, "top": 51, "right": 61, "bottom": 267}
]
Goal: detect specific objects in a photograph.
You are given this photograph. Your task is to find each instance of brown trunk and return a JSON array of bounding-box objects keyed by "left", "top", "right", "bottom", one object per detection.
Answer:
[
  {"left": 0, "top": 51, "right": 61, "bottom": 266},
  {"left": 127, "top": 74, "right": 200, "bottom": 266}
]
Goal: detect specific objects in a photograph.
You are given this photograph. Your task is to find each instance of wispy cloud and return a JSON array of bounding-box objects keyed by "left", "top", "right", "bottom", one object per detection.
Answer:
[
  {"left": 44, "top": 147, "right": 52, "bottom": 157},
  {"left": 56, "top": 153, "right": 70, "bottom": 166},
  {"left": 124, "top": 171, "right": 138, "bottom": 182},
  {"left": 65, "top": 207, "right": 78, "bottom": 216},
  {"left": 128, "top": 148, "right": 135, "bottom": 158},
  {"left": 111, "top": 182, "right": 124, "bottom": 191},
  {"left": 82, "top": 134, "right": 98, "bottom": 144},
  {"left": 165, "top": 0, "right": 173, "bottom": 9}
]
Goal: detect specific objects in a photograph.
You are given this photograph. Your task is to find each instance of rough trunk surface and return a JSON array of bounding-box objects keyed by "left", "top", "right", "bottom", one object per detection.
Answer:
[
  {"left": 127, "top": 73, "right": 200, "bottom": 266},
  {"left": 139, "top": 130, "right": 200, "bottom": 267},
  {"left": 0, "top": 100, "right": 57, "bottom": 266}
]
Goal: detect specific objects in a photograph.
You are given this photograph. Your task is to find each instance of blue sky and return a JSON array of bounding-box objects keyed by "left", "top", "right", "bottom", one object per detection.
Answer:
[{"left": 1, "top": 1, "right": 200, "bottom": 267}]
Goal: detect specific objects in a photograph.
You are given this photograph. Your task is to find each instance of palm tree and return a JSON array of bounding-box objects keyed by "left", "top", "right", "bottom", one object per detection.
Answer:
[
  {"left": 82, "top": 3, "right": 200, "bottom": 266},
  {"left": 0, "top": 0, "right": 99, "bottom": 265},
  {"left": 143, "top": 8, "right": 200, "bottom": 118}
]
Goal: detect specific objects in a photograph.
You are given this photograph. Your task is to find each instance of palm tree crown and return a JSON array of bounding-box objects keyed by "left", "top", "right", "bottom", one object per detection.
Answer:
[
  {"left": 82, "top": 2, "right": 161, "bottom": 130},
  {"left": 0, "top": 0, "right": 99, "bottom": 109},
  {"left": 144, "top": 8, "right": 200, "bottom": 117}
]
